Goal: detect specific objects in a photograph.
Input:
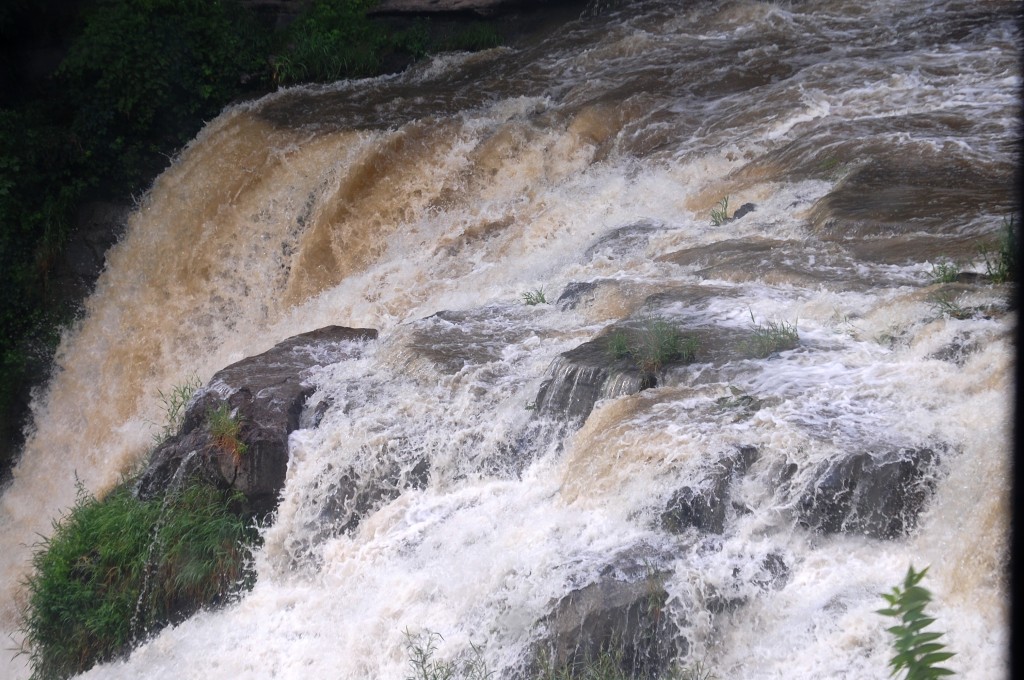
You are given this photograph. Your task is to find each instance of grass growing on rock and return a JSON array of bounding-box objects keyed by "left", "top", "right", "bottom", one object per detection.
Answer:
[
  {"left": 20, "top": 480, "right": 258, "bottom": 679},
  {"left": 208, "top": 402, "right": 247, "bottom": 460},
  {"left": 743, "top": 312, "right": 799, "bottom": 358},
  {"left": 606, "top": 319, "right": 699, "bottom": 377}
]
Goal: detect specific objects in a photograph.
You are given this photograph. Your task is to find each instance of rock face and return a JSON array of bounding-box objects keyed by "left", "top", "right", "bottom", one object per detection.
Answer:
[
  {"left": 797, "top": 447, "right": 939, "bottom": 539},
  {"left": 533, "top": 334, "right": 647, "bottom": 425},
  {"left": 533, "top": 556, "right": 682, "bottom": 678},
  {"left": 136, "top": 326, "right": 377, "bottom": 517},
  {"left": 661, "top": 446, "right": 760, "bottom": 535}
]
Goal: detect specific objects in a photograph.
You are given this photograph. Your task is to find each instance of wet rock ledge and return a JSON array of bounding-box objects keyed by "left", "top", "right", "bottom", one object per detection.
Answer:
[{"left": 136, "top": 326, "right": 376, "bottom": 517}]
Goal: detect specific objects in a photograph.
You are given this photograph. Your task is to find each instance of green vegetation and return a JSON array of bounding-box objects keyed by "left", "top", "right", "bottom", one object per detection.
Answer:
[
  {"left": 153, "top": 375, "right": 202, "bottom": 446},
  {"left": 606, "top": 319, "right": 699, "bottom": 376},
  {"left": 272, "top": 0, "right": 386, "bottom": 85},
  {"left": 980, "top": 215, "right": 1016, "bottom": 284},
  {"left": 929, "top": 261, "right": 960, "bottom": 284},
  {"left": 877, "top": 566, "right": 955, "bottom": 680},
  {"left": 405, "top": 630, "right": 493, "bottom": 680},
  {"left": 20, "top": 479, "right": 259, "bottom": 679},
  {"left": 930, "top": 294, "right": 973, "bottom": 321},
  {"left": 207, "top": 402, "right": 247, "bottom": 460},
  {"left": 709, "top": 196, "right": 729, "bottom": 226},
  {"left": 743, "top": 312, "right": 798, "bottom": 358},
  {"left": 522, "top": 288, "right": 548, "bottom": 306}
]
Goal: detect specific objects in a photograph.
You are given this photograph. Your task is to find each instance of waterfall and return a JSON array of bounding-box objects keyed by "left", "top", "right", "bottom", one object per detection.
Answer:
[{"left": 1, "top": 0, "right": 1015, "bottom": 677}]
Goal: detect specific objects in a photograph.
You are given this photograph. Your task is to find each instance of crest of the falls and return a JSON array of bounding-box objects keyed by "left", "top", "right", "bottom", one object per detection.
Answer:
[{"left": 0, "top": 0, "right": 1015, "bottom": 677}]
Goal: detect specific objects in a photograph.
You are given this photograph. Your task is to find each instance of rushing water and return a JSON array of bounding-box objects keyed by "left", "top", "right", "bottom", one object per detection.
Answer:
[{"left": 1, "top": 0, "right": 1016, "bottom": 677}]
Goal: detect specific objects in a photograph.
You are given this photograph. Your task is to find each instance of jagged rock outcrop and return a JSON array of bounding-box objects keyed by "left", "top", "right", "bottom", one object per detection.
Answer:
[
  {"left": 531, "top": 554, "right": 683, "bottom": 678},
  {"left": 136, "top": 326, "right": 377, "bottom": 517},
  {"left": 661, "top": 445, "right": 759, "bottom": 535},
  {"left": 797, "top": 447, "right": 939, "bottom": 539}
]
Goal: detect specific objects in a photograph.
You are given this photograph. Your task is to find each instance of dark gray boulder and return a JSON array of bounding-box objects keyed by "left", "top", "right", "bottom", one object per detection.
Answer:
[
  {"left": 661, "top": 445, "right": 759, "bottom": 535},
  {"left": 136, "top": 326, "right": 377, "bottom": 517},
  {"left": 532, "top": 556, "right": 682, "bottom": 679},
  {"left": 532, "top": 333, "right": 647, "bottom": 425},
  {"left": 797, "top": 447, "right": 939, "bottom": 539}
]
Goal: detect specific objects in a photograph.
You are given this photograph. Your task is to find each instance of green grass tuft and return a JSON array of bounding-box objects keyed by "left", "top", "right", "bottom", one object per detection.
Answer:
[
  {"left": 522, "top": 288, "right": 548, "bottom": 306},
  {"left": 709, "top": 196, "right": 730, "bottom": 226},
  {"left": 20, "top": 480, "right": 258, "bottom": 679},
  {"left": 744, "top": 311, "right": 798, "bottom": 358},
  {"left": 605, "top": 320, "right": 698, "bottom": 376},
  {"left": 877, "top": 566, "right": 955, "bottom": 680},
  {"left": 980, "top": 215, "right": 1017, "bottom": 284},
  {"left": 929, "top": 261, "right": 960, "bottom": 284},
  {"left": 207, "top": 403, "right": 247, "bottom": 459},
  {"left": 404, "top": 630, "right": 493, "bottom": 680},
  {"left": 154, "top": 374, "right": 202, "bottom": 445}
]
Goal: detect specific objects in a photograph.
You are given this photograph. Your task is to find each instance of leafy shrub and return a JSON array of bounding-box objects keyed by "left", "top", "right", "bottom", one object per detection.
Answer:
[
  {"left": 20, "top": 480, "right": 258, "bottom": 679},
  {"left": 877, "top": 566, "right": 955, "bottom": 679}
]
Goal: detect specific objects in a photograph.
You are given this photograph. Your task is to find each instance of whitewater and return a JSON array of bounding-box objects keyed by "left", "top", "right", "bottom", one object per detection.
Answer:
[{"left": 1, "top": 0, "right": 1015, "bottom": 677}]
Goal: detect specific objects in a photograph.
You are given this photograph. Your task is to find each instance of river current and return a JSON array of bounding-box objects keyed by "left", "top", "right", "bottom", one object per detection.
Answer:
[{"left": 0, "top": 0, "right": 1016, "bottom": 677}]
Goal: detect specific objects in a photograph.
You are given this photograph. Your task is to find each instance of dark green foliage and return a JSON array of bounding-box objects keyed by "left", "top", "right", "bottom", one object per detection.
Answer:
[
  {"left": 56, "top": 0, "right": 272, "bottom": 190},
  {"left": 272, "top": 0, "right": 386, "bottom": 85},
  {"left": 877, "top": 566, "right": 956, "bottom": 680},
  {"left": 21, "top": 480, "right": 259, "bottom": 679},
  {"left": 442, "top": 22, "right": 502, "bottom": 52}
]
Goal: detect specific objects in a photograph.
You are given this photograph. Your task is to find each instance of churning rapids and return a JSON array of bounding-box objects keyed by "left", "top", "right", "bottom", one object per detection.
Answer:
[{"left": 1, "top": 0, "right": 1017, "bottom": 677}]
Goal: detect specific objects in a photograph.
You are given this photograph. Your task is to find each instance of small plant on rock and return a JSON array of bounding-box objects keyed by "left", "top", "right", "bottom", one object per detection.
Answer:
[
  {"left": 710, "top": 196, "right": 730, "bottom": 226},
  {"left": 929, "top": 261, "right": 960, "bottom": 284},
  {"left": 605, "top": 320, "right": 698, "bottom": 378},
  {"left": 153, "top": 374, "right": 202, "bottom": 445},
  {"left": 208, "top": 403, "right": 247, "bottom": 460},
  {"left": 931, "top": 294, "right": 973, "bottom": 321},
  {"left": 980, "top": 214, "right": 1017, "bottom": 284},
  {"left": 877, "top": 565, "right": 955, "bottom": 680},
  {"left": 744, "top": 311, "right": 798, "bottom": 358},
  {"left": 522, "top": 288, "right": 548, "bottom": 306},
  {"left": 404, "top": 630, "right": 493, "bottom": 680}
]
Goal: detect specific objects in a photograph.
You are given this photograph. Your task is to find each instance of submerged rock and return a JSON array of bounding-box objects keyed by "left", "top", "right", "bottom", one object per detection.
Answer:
[
  {"left": 797, "top": 447, "right": 939, "bottom": 539},
  {"left": 532, "top": 333, "right": 647, "bottom": 425},
  {"left": 661, "top": 445, "right": 759, "bottom": 535},
  {"left": 531, "top": 554, "right": 683, "bottom": 679},
  {"left": 136, "top": 326, "right": 377, "bottom": 517}
]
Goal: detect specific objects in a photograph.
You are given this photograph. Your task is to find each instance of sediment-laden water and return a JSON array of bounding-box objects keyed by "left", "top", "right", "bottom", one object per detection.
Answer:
[{"left": 1, "top": 0, "right": 1016, "bottom": 677}]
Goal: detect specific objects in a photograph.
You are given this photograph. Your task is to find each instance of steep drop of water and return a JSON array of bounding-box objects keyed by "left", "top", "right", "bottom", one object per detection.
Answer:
[{"left": 1, "top": 0, "right": 1016, "bottom": 677}]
